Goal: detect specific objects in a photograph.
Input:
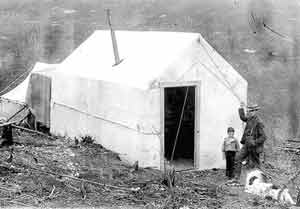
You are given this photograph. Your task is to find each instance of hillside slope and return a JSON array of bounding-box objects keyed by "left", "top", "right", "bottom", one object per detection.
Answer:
[{"left": 0, "top": 130, "right": 297, "bottom": 208}]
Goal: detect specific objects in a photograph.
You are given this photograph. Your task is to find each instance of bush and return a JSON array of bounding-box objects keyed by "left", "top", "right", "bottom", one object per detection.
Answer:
[{"left": 80, "top": 135, "right": 95, "bottom": 145}]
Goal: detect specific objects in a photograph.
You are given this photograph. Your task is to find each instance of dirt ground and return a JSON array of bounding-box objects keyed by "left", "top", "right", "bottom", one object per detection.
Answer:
[{"left": 0, "top": 130, "right": 297, "bottom": 209}]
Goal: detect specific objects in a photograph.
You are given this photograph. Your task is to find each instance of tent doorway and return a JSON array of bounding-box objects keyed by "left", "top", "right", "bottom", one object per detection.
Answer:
[{"left": 164, "top": 85, "right": 196, "bottom": 170}]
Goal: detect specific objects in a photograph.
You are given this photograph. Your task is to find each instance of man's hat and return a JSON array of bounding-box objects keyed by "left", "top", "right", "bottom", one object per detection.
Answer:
[
  {"left": 247, "top": 103, "right": 260, "bottom": 112},
  {"left": 227, "top": 127, "right": 235, "bottom": 132}
]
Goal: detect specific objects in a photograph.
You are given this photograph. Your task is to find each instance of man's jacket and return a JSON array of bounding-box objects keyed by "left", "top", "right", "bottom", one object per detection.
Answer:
[{"left": 239, "top": 108, "right": 267, "bottom": 153}]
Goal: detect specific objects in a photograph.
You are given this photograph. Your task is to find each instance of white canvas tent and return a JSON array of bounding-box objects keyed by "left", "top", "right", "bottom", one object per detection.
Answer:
[{"left": 25, "top": 30, "right": 247, "bottom": 170}]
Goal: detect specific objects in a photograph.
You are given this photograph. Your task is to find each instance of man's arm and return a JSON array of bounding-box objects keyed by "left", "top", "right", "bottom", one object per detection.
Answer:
[
  {"left": 255, "top": 123, "right": 267, "bottom": 145},
  {"left": 239, "top": 108, "right": 247, "bottom": 122},
  {"left": 239, "top": 102, "right": 247, "bottom": 122}
]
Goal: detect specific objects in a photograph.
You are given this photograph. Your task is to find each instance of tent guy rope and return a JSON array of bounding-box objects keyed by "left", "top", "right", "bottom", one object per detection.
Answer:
[
  {"left": 53, "top": 102, "right": 159, "bottom": 135},
  {"left": 197, "top": 37, "right": 243, "bottom": 103}
]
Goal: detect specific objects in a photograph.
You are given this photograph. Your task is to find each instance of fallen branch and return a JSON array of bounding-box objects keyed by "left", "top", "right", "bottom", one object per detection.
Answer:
[
  {"left": 0, "top": 161, "right": 138, "bottom": 197},
  {"left": 288, "top": 169, "right": 300, "bottom": 184},
  {"left": 296, "top": 186, "right": 300, "bottom": 206},
  {"left": 271, "top": 169, "right": 300, "bottom": 191},
  {"left": 176, "top": 168, "right": 197, "bottom": 173},
  {"left": 18, "top": 193, "right": 43, "bottom": 202},
  {"left": 0, "top": 185, "right": 20, "bottom": 194},
  {"left": 47, "top": 185, "right": 56, "bottom": 199},
  {"left": 27, "top": 166, "right": 137, "bottom": 192},
  {"left": 0, "top": 121, "right": 17, "bottom": 127},
  {"left": 281, "top": 147, "right": 300, "bottom": 151},
  {"left": 80, "top": 182, "right": 87, "bottom": 200},
  {"left": 7, "top": 105, "right": 28, "bottom": 122},
  {"left": 7, "top": 200, "right": 32, "bottom": 207},
  {"left": 279, "top": 148, "right": 300, "bottom": 152},
  {"left": 287, "top": 139, "right": 300, "bottom": 143},
  {"left": 65, "top": 183, "right": 81, "bottom": 192},
  {"left": 11, "top": 125, "right": 56, "bottom": 141}
]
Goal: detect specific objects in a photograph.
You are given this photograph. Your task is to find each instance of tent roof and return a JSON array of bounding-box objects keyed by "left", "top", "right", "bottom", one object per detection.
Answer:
[
  {"left": 57, "top": 30, "right": 203, "bottom": 89},
  {"left": 55, "top": 30, "right": 246, "bottom": 92},
  {"left": 1, "top": 62, "right": 58, "bottom": 102}
]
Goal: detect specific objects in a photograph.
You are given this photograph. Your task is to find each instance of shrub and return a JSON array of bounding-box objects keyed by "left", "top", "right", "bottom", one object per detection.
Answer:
[{"left": 80, "top": 135, "right": 95, "bottom": 145}]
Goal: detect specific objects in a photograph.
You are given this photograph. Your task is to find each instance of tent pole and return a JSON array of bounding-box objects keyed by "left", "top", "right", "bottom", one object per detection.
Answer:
[{"left": 106, "top": 9, "right": 123, "bottom": 66}]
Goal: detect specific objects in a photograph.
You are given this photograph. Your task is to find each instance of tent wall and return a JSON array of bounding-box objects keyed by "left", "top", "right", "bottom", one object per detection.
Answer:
[
  {"left": 156, "top": 38, "right": 247, "bottom": 169},
  {"left": 50, "top": 72, "right": 161, "bottom": 168}
]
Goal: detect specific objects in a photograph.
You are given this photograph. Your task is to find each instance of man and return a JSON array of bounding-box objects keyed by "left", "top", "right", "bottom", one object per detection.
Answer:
[{"left": 234, "top": 102, "right": 267, "bottom": 181}]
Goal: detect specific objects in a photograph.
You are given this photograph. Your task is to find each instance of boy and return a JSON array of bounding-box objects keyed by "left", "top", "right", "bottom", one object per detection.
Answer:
[{"left": 222, "top": 127, "right": 240, "bottom": 179}]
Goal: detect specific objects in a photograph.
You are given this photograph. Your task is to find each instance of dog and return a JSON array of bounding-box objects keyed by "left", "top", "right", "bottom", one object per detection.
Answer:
[
  {"left": 267, "top": 186, "right": 296, "bottom": 205},
  {"left": 245, "top": 169, "right": 296, "bottom": 205}
]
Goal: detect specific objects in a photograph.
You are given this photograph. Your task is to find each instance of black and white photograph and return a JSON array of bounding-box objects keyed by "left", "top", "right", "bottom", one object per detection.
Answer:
[{"left": 0, "top": 0, "right": 299, "bottom": 208}]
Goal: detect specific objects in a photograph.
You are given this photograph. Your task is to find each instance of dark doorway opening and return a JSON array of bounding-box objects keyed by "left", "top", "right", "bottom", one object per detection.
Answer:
[{"left": 164, "top": 86, "right": 195, "bottom": 169}]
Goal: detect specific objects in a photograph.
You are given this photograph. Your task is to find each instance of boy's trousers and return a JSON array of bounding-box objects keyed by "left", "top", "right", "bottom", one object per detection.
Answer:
[{"left": 225, "top": 151, "right": 236, "bottom": 178}]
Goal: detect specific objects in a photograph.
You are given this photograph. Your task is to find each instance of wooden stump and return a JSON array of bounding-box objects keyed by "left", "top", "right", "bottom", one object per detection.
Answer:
[{"left": 162, "top": 167, "right": 176, "bottom": 189}]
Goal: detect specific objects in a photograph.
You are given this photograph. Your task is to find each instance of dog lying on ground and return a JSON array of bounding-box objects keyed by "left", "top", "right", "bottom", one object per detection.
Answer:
[{"left": 245, "top": 169, "right": 296, "bottom": 205}]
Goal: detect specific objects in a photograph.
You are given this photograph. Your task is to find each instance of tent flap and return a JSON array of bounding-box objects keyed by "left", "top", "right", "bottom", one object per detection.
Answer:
[{"left": 26, "top": 74, "right": 51, "bottom": 127}]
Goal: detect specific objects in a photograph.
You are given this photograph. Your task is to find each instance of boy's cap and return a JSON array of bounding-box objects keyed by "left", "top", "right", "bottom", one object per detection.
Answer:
[{"left": 227, "top": 127, "right": 234, "bottom": 132}]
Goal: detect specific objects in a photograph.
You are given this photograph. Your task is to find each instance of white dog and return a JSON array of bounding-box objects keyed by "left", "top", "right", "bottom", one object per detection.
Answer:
[
  {"left": 245, "top": 169, "right": 296, "bottom": 205},
  {"left": 268, "top": 186, "right": 296, "bottom": 205}
]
